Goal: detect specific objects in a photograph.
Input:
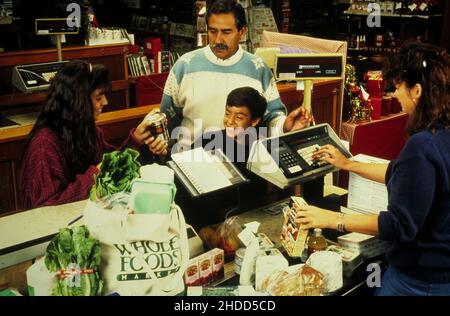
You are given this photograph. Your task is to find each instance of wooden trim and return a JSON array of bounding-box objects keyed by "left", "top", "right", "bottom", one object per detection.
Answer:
[
  {"left": 96, "top": 104, "right": 158, "bottom": 126},
  {"left": 0, "top": 104, "right": 159, "bottom": 145},
  {"left": 332, "top": 87, "right": 338, "bottom": 131},
  {"left": 0, "top": 79, "right": 130, "bottom": 108},
  {"left": 111, "top": 79, "right": 130, "bottom": 91},
  {"left": 0, "top": 126, "right": 33, "bottom": 144},
  {"left": 0, "top": 44, "right": 130, "bottom": 67}
]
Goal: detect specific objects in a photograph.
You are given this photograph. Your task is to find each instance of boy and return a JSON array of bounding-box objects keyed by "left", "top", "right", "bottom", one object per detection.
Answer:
[
  {"left": 149, "top": 86, "right": 311, "bottom": 173},
  {"left": 195, "top": 86, "right": 267, "bottom": 173}
]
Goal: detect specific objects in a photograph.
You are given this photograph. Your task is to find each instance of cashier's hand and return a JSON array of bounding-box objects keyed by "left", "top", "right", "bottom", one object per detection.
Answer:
[
  {"left": 146, "top": 136, "right": 169, "bottom": 157},
  {"left": 293, "top": 203, "right": 338, "bottom": 230},
  {"left": 313, "top": 144, "right": 350, "bottom": 171},
  {"left": 283, "top": 107, "right": 313, "bottom": 133}
]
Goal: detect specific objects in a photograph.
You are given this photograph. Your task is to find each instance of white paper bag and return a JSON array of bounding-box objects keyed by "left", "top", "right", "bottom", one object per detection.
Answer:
[{"left": 84, "top": 199, "right": 189, "bottom": 296}]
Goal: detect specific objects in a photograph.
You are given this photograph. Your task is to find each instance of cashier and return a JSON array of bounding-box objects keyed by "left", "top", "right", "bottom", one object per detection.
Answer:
[
  {"left": 19, "top": 60, "right": 154, "bottom": 209},
  {"left": 294, "top": 42, "right": 450, "bottom": 296}
]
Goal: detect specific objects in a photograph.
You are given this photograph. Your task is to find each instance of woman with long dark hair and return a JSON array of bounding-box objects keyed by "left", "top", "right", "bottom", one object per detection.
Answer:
[
  {"left": 20, "top": 60, "right": 153, "bottom": 209},
  {"left": 293, "top": 41, "right": 450, "bottom": 295}
]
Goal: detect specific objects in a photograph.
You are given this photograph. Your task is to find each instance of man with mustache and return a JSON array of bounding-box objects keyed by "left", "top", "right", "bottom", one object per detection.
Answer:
[{"left": 148, "top": 0, "right": 311, "bottom": 156}]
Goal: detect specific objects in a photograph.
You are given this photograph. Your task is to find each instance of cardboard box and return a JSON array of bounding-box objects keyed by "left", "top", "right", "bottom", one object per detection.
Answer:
[
  {"left": 184, "top": 259, "right": 200, "bottom": 286},
  {"left": 338, "top": 232, "right": 387, "bottom": 259},
  {"left": 183, "top": 248, "right": 225, "bottom": 286},
  {"left": 211, "top": 248, "right": 224, "bottom": 280},
  {"left": 280, "top": 196, "right": 310, "bottom": 257},
  {"left": 198, "top": 253, "right": 213, "bottom": 284}
]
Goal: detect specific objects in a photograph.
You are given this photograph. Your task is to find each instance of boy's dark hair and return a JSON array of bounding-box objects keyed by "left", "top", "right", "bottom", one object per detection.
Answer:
[
  {"left": 226, "top": 87, "right": 267, "bottom": 120},
  {"left": 206, "top": 0, "right": 247, "bottom": 30},
  {"left": 383, "top": 41, "right": 449, "bottom": 134}
]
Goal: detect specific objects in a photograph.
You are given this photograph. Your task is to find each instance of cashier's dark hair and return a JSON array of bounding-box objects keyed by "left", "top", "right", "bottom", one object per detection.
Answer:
[
  {"left": 21, "top": 60, "right": 111, "bottom": 181},
  {"left": 206, "top": 0, "right": 247, "bottom": 30},
  {"left": 383, "top": 41, "right": 450, "bottom": 135}
]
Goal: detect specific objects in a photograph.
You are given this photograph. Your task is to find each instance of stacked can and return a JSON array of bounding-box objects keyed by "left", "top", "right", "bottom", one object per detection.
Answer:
[{"left": 234, "top": 248, "right": 246, "bottom": 275}]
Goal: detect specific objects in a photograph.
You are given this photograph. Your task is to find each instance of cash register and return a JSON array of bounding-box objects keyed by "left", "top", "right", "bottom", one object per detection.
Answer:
[
  {"left": 11, "top": 61, "right": 68, "bottom": 93},
  {"left": 248, "top": 52, "right": 350, "bottom": 206},
  {"left": 11, "top": 18, "right": 78, "bottom": 93},
  {"left": 247, "top": 123, "right": 352, "bottom": 190}
]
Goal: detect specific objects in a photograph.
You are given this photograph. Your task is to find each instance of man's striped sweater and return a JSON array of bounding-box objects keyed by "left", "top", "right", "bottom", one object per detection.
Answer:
[{"left": 160, "top": 46, "right": 287, "bottom": 149}]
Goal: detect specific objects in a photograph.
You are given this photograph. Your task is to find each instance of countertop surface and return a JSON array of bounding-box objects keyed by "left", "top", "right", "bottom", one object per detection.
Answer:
[{"left": 0, "top": 201, "right": 86, "bottom": 252}]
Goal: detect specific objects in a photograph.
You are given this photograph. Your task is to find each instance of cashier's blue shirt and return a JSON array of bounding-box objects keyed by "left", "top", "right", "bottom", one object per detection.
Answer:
[{"left": 378, "top": 123, "right": 450, "bottom": 283}]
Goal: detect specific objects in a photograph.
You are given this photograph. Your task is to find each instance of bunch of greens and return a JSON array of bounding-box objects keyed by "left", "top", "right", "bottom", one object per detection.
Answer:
[
  {"left": 90, "top": 148, "right": 141, "bottom": 200},
  {"left": 45, "top": 225, "right": 103, "bottom": 296}
]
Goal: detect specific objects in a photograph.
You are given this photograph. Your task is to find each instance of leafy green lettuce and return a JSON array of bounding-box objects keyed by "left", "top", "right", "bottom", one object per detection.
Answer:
[
  {"left": 45, "top": 225, "right": 103, "bottom": 296},
  {"left": 90, "top": 148, "right": 141, "bottom": 200}
]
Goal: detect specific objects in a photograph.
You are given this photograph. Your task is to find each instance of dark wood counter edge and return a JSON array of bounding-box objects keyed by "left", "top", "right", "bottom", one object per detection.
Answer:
[
  {"left": 0, "top": 234, "right": 56, "bottom": 257},
  {"left": 0, "top": 43, "right": 130, "bottom": 67},
  {"left": 0, "top": 80, "right": 130, "bottom": 108},
  {"left": 0, "top": 104, "right": 159, "bottom": 144}
]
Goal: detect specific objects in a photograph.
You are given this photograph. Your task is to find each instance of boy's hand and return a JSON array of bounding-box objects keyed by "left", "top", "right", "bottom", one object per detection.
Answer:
[
  {"left": 146, "top": 136, "right": 169, "bottom": 157},
  {"left": 283, "top": 107, "right": 313, "bottom": 133}
]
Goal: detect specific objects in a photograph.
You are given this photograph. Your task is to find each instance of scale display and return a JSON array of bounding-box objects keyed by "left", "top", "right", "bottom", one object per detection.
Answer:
[
  {"left": 275, "top": 54, "right": 343, "bottom": 81},
  {"left": 35, "top": 18, "right": 79, "bottom": 35}
]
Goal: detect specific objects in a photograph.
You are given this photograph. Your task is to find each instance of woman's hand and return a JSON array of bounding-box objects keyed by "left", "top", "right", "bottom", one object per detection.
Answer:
[
  {"left": 293, "top": 203, "right": 338, "bottom": 230},
  {"left": 313, "top": 144, "right": 351, "bottom": 171},
  {"left": 133, "top": 117, "right": 152, "bottom": 143},
  {"left": 146, "top": 136, "right": 169, "bottom": 157}
]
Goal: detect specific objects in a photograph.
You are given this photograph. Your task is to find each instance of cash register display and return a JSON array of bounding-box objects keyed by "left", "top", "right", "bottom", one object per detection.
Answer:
[{"left": 270, "top": 125, "right": 342, "bottom": 178}]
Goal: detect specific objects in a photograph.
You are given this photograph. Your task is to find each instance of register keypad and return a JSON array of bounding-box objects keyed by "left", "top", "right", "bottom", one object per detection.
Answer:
[
  {"left": 297, "top": 144, "right": 328, "bottom": 168},
  {"left": 280, "top": 152, "right": 302, "bottom": 174}
]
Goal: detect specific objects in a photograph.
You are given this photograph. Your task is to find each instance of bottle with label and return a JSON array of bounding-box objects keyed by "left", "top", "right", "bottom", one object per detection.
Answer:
[{"left": 307, "top": 228, "right": 327, "bottom": 256}]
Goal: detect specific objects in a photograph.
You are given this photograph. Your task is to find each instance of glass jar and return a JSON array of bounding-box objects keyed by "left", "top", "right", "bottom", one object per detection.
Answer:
[{"left": 307, "top": 228, "right": 327, "bottom": 256}]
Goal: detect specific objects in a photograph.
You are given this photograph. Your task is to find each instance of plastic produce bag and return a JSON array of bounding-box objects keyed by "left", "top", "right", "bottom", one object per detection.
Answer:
[{"left": 199, "top": 216, "right": 243, "bottom": 259}]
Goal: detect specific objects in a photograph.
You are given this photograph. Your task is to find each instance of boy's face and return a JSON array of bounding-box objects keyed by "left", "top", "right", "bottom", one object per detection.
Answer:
[{"left": 224, "top": 105, "right": 260, "bottom": 139}]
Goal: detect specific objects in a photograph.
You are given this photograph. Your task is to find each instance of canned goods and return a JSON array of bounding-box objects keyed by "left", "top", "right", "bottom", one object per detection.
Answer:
[
  {"left": 147, "top": 111, "right": 170, "bottom": 143},
  {"left": 234, "top": 248, "right": 246, "bottom": 275}
]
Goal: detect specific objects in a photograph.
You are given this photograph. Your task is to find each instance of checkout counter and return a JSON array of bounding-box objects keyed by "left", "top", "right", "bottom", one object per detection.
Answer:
[
  {"left": 0, "top": 184, "right": 383, "bottom": 296},
  {"left": 0, "top": 125, "right": 385, "bottom": 296}
]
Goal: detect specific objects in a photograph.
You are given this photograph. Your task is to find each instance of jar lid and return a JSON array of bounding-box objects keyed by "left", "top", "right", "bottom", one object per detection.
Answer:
[{"left": 147, "top": 111, "right": 165, "bottom": 123}]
